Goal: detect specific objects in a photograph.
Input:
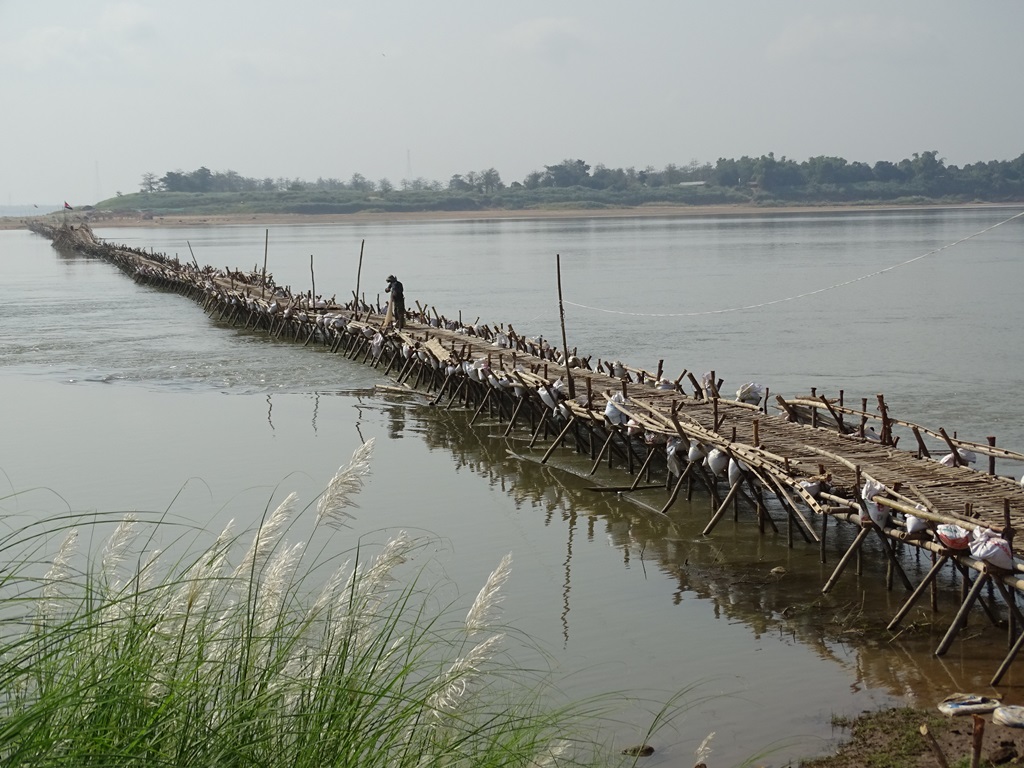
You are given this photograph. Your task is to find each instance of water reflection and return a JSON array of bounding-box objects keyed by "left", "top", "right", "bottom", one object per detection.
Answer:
[{"left": 377, "top": 391, "right": 1024, "bottom": 703}]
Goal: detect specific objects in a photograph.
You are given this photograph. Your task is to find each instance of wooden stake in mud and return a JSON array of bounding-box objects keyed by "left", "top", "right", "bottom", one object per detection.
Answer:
[
  {"left": 556, "top": 254, "right": 576, "bottom": 399},
  {"left": 261, "top": 229, "right": 269, "bottom": 298}
]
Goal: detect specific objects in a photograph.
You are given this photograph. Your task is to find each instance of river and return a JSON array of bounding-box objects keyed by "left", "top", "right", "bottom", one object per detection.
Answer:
[{"left": 2, "top": 206, "right": 1023, "bottom": 766}]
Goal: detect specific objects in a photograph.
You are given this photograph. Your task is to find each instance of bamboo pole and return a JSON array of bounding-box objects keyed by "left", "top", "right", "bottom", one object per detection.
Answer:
[
  {"left": 354, "top": 239, "right": 365, "bottom": 317},
  {"left": 556, "top": 254, "right": 576, "bottom": 399},
  {"left": 310, "top": 254, "right": 316, "bottom": 308},
  {"left": 935, "top": 570, "right": 990, "bottom": 656},
  {"left": 261, "top": 229, "right": 269, "bottom": 298}
]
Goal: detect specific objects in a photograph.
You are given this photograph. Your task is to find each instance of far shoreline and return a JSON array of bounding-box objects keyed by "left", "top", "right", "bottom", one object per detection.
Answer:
[{"left": 2, "top": 201, "right": 1020, "bottom": 231}]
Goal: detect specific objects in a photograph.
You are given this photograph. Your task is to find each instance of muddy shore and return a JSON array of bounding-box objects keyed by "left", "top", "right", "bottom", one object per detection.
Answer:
[{"left": 2, "top": 202, "right": 1015, "bottom": 231}]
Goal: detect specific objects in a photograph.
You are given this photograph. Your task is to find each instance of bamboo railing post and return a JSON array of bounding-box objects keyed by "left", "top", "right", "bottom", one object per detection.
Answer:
[
  {"left": 310, "top": 254, "right": 316, "bottom": 308},
  {"left": 556, "top": 255, "right": 575, "bottom": 399},
  {"left": 261, "top": 229, "right": 269, "bottom": 298},
  {"left": 876, "top": 393, "right": 892, "bottom": 445}
]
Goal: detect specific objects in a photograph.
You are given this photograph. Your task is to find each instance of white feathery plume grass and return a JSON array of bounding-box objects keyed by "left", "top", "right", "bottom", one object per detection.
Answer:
[
  {"left": 316, "top": 438, "right": 374, "bottom": 529},
  {"left": 695, "top": 731, "right": 715, "bottom": 765},
  {"left": 426, "top": 633, "right": 505, "bottom": 716},
  {"left": 135, "top": 548, "right": 163, "bottom": 593},
  {"left": 333, "top": 533, "right": 414, "bottom": 657},
  {"left": 160, "top": 541, "right": 233, "bottom": 644},
  {"left": 255, "top": 541, "right": 304, "bottom": 636},
  {"left": 206, "top": 518, "right": 236, "bottom": 563},
  {"left": 38, "top": 528, "right": 78, "bottom": 621},
  {"left": 102, "top": 514, "right": 138, "bottom": 590},
  {"left": 232, "top": 492, "right": 298, "bottom": 580},
  {"left": 358, "top": 531, "right": 412, "bottom": 598},
  {"left": 200, "top": 599, "right": 240, "bottom": 666},
  {"left": 465, "top": 553, "right": 512, "bottom": 635},
  {"left": 343, "top": 532, "right": 413, "bottom": 624},
  {"left": 309, "top": 559, "right": 350, "bottom": 620}
]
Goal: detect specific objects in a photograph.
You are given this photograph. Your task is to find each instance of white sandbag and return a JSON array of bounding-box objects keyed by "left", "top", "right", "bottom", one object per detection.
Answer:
[
  {"left": 538, "top": 386, "right": 558, "bottom": 411},
  {"left": 687, "top": 443, "right": 706, "bottom": 463},
  {"left": 701, "top": 371, "right": 716, "bottom": 398},
  {"left": 938, "top": 693, "right": 1001, "bottom": 717},
  {"left": 705, "top": 448, "right": 729, "bottom": 476},
  {"left": 735, "top": 382, "right": 764, "bottom": 405},
  {"left": 939, "top": 448, "right": 977, "bottom": 467},
  {"left": 604, "top": 392, "right": 627, "bottom": 425},
  {"left": 799, "top": 480, "right": 821, "bottom": 498},
  {"left": 727, "top": 458, "right": 747, "bottom": 487},
  {"left": 905, "top": 504, "right": 929, "bottom": 534},
  {"left": 993, "top": 705, "right": 1024, "bottom": 728},
  {"left": 626, "top": 418, "right": 642, "bottom": 437},
  {"left": 860, "top": 479, "right": 888, "bottom": 526},
  {"left": 970, "top": 527, "right": 1014, "bottom": 570},
  {"left": 370, "top": 332, "right": 384, "bottom": 359},
  {"left": 936, "top": 523, "right": 971, "bottom": 550},
  {"left": 665, "top": 438, "right": 682, "bottom": 476},
  {"left": 644, "top": 431, "right": 667, "bottom": 445}
]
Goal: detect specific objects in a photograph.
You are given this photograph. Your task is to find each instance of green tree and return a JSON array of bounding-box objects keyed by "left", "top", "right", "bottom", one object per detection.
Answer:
[
  {"left": 541, "top": 159, "right": 590, "bottom": 187},
  {"left": 139, "top": 172, "right": 159, "bottom": 193}
]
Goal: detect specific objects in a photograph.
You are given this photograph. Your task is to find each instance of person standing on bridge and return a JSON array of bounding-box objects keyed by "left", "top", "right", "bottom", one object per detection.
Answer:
[{"left": 385, "top": 274, "right": 405, "bottom": 330}]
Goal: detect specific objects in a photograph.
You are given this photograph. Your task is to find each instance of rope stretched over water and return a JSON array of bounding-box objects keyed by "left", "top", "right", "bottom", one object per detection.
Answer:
[{"left": 564, "top": 209, "right": 1024, "bottom": 318}]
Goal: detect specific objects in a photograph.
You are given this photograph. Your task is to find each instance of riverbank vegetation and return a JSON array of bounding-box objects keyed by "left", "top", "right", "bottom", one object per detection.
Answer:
[
  {"left": 0, "top": 440, "right": 686, "bottom": 767},
  {"left": 89, "top": 150, "right": 1024, "bottom": 217}
]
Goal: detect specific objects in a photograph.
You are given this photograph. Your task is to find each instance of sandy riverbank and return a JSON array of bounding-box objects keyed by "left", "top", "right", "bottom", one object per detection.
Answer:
[{"left": 2, "top": 202, "right": 1014, "bottom": 231}]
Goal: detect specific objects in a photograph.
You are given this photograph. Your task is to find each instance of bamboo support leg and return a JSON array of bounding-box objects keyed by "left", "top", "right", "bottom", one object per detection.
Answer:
[
  {"left": 822, "top": 526, "right": 873, "bottom": 594},
  {"left": 468, "top": 391, "right": 493, "bottom": 428},
  {"left": 992, "top": 622, "right": 1024, "bottom": 686},
  {"left": 872, "top": 526, "right": 914, "bottom": 591},
  {"left": 659, "top": 462, "right": 695, "bottom": 515},
  {"left": 431, "top": 373, "right": 454, "bottom": 405},
  {"left": 935, "top": 571, "right": 990, "bottom": 657},
  {"left": 541, "top": 417, "right": 576, "bottom": 464},
  {"left": 702, "top": 482, "right": 743, "bottom": 537},
  {"left": 528, "top": 409, "right": 550, "bottom": 448},
  {"left": 630, "top": 447, "right": 658, "bottom": 491},
  {"left": 589, "top": 429, "right": 617, "bottom": 475},
  {"left": 990, "top": 576, "right": 1024, "bottom": 633},
  {"left": 445, "top": 378, "right": 467, "bottom": 409},
  {"left": 502, "top": 397, "right": 526, "bottom": 436},
  {"left": 820, "top": 511, "right": 829, "bottom": 563},
  {"left": 888, "top": 555, "right": 950, "bottom": 630}
]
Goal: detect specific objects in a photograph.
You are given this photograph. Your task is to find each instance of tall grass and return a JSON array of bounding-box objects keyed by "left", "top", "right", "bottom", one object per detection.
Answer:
[{"left": 0, "top": 440, "right": 678, "bottom": 767}]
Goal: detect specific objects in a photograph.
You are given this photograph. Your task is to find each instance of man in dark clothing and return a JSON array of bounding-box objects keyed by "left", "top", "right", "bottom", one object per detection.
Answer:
[{"left": 385, "top": 274, "right": 405, "bottom": 329}]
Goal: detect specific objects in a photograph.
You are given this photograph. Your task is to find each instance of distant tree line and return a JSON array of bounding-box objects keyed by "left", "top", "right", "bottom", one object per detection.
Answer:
[{"left": 122, "top": 150, "right": 1024, "bottom": 214}]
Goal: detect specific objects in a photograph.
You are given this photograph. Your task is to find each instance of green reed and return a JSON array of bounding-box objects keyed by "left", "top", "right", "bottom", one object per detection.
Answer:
[{"left": 0, "top": 440, "right": 679, "bottom": 767}]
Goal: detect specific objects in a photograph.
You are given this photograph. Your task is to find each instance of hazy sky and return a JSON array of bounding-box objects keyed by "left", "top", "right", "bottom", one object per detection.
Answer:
[{"left": 3, "top": 1, "right": 1022, "bottom": 206}]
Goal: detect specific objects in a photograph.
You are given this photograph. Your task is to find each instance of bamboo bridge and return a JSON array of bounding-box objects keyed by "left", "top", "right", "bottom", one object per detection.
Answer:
[{"left": 30, "top": 218, "right": 1024, "bottom": 685}]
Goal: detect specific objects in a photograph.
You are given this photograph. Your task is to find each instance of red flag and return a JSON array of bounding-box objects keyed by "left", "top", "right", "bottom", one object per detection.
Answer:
[{"left": 64, "top": 201, "right": 73, "bottom": 210}]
